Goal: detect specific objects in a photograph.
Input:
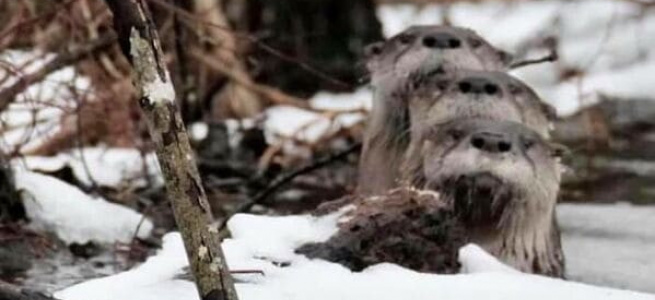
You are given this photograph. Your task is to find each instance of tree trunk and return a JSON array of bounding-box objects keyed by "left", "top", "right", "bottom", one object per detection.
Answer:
[{"left": 102, "top": 1, "right": 238, "bottom": 300}]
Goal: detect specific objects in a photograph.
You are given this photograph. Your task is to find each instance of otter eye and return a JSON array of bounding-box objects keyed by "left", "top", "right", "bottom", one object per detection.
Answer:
[
  {"left": 508, "top": 84, "right": 522, "bottom": 94},
  {"left": 425, "top": 66, "right": 445, "bottom": 77},
  {"left": 522, "top": 139, "right": 535, "bottom": 150},
  {"left": 434, "top": 79, "right": 449, "bottom": 91},
  {"left": 365, "top": 43, "right": 383, "bottom": 56},
  {"left": 550, "top": 144, "right": 569, "bottom": 158},
  {"left": 448, "top": 129, "right": 464, "bottom": 141},
  {"left": 469, "top": 38, "right": 482, "bottom": 48},
  {"left": 398, "top": 34, "right": 414, "bottom": 45}
]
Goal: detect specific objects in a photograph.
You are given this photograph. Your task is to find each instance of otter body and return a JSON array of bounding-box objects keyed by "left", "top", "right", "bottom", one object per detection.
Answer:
[
  {"left": 359, "top": 26, "right": 512, "bottom": 195},
  {"left": 404, "top": 119, "right": 565, "bottom": 277},
  {"left": 349, "top": 25, "right": 565, "bottom": 276}
]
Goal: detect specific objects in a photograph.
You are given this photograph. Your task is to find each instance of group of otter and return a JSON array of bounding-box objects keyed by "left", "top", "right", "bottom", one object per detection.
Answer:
[{"left": 298, "top": 26, "right": 566, "bottom": 278}]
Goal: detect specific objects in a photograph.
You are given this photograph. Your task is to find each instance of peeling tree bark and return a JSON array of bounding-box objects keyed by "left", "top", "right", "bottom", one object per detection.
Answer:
[{"left": 102, "top": 1, "right": 238, "bottom": 300}]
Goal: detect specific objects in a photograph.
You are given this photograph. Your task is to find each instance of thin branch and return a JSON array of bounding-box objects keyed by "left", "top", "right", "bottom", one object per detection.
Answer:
[
  {"left": 146, "top": 0, "right": 353, "bottom": 90},
  {"left": 219, "top": 142, "right": 362, "bottom": 230},
  {"left": 0, "top": 34, "right": 117, "bottom": 114},
  {"left": 510, "top": 48, "right": 558, "bottom": 70},
  {"left": 190, "top": 48, "right": 311, "bottom": 109}
]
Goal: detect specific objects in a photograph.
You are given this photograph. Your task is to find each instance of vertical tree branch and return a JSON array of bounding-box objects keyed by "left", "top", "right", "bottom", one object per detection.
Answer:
[{"left": 102, "top": 1, "right": 238, "bottom": 300}]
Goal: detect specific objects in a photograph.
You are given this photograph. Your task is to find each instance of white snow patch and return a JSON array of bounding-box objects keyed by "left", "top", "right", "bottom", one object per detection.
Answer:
[
  {"left": 14, "top": 169, "right": 153, "bottom": 244},
  {"left": 56, "top": 205, "right": 655, "bottom": 300},
  {"left": 143, "top": 70, "right": 176, "bottom": 105},
  {"left": 13, "top": 147, "right": 162, "bottom": 188},
  {"left": 264, "top": 106, "right": 363, "bottom": 145},
  {"left": 458, "top": 244, "right": 520, "bottom": 274},
  {"left": 189, "top": 122, "right": 209, "bottom": 141},
  {"left": 309, "top": 87, "right": 372, "bottom": 111},
  {"left": 262, "top": 89, "right": 370, "bottom": 152}
]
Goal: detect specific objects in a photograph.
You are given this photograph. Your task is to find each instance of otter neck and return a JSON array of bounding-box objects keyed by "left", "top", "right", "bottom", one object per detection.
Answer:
[
  {"left": 467, "top": 201, "right": 564, "bottom": 278},
  {"left": 358, "top": 88, "right": 411, "bottom": 195}
]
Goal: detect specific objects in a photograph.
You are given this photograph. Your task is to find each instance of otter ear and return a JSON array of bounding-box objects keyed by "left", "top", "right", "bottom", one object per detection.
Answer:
[
  {"left": 549, "top": 143, "right": 569, "bottom": 158},
  {"left": 498, "top": 50, "right": 514, "bottom": 66},
  {"left": 363, "top": 41, "right": 385, "bottom": 60}
]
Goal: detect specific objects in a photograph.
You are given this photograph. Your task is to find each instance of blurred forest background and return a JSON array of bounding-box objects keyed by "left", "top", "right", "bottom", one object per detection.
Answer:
[{"left": 1, "top": 0, "right": 655, "bottom": 294}]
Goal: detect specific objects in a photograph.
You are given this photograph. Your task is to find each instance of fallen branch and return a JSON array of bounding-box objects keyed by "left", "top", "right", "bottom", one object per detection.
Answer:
[
  {"left": 0, "top": 34, "right": 117, "bottom": 114},
  {"left": 102, "top": 1, "right": 238, "bottom": 300},
  {"left": 219, "top": 142, "right": 362, "bottom": 230}
]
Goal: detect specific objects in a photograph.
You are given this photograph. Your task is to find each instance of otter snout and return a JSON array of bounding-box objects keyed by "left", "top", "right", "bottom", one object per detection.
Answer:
[
  {"left": 451, "top": 172, "right": 511, "bottom": 226},
  {"left": 470, "top": 131, "right": 513, "bottom": 153},
  {"left": 457, "top": 77, "right": 500, "bottom": 96},
  {"left": 422, "top": 33, "right": 462, "bottom": 49}
]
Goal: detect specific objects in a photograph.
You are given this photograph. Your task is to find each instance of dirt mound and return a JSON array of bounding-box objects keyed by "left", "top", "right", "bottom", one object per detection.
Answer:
[{"left": 297, "top": 188, "right": 465, "bottom": 273}]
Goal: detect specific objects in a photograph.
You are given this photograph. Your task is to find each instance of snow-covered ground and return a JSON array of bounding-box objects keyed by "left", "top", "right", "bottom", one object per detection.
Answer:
[
  {"left": 13, "top": 168, "right": 153, "bottom": 245},
  {"left": 54, "top": 204, "right": 655, "bottom": 300}
]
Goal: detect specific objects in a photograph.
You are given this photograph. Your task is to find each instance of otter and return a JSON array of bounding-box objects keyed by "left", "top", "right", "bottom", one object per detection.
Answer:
[
  {"left": 403, "top": 119, "right": 565, "bottom": 277},
  {"left": 359, "top": 26, "right": 513, "bottom": 195}
]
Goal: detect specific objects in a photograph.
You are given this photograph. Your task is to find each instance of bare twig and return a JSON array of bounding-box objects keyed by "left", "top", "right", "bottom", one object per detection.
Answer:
[
  {"left": 510, "top": 48, "right": 558, "bottom": 70},
  {"left": 0, "top": 34, "right": 117, "bottom": 114},
  {"left": 219, "top": 142, "right": 362, "bottom": 230},
  {"left": 190, "top": 48, "right": 311, "bottom": 109},
  {"left": 147, "top": 0, "right": 353, "bottom": 90}
]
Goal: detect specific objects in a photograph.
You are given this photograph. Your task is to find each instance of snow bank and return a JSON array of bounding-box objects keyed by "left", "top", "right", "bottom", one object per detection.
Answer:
[
  {"left": 14, "top": 169, "right": 153, "bottom": 244},
  {"left": 13, "top": 147, "right": 162, "bottom": 188},
  {"left": 56, "top": 207, "right": 655, "bottom": 300}
]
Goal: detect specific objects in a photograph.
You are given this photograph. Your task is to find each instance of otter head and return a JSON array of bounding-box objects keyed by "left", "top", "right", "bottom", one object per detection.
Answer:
[
  {"left": 364, "top": 26, "right": 512, "bottom": 89},
  {"left": 358, "top": 27, "right": 514, "bottom": 196},
  {"left": 408, "top": 70, "right": 556, "bottom": 139},
  {"left": 403, "top": 119, "right": 565, "bottom": 277}
]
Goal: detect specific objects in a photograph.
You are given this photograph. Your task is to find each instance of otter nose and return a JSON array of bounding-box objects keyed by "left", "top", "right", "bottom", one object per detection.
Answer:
[
  {"left": 422, "top": 33, "right": 462, "bottom": 49},
  {"left": 458, "top": 78, "right": 500, "bottom": 95},
  {"left": 470, "top": 132, "right": 512, "bottom": 153}
]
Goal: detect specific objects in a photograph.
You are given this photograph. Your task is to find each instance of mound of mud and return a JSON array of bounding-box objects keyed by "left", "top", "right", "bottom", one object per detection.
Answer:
[{"left": 297, "top": 188, "right": 466, "bottom": 273}]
